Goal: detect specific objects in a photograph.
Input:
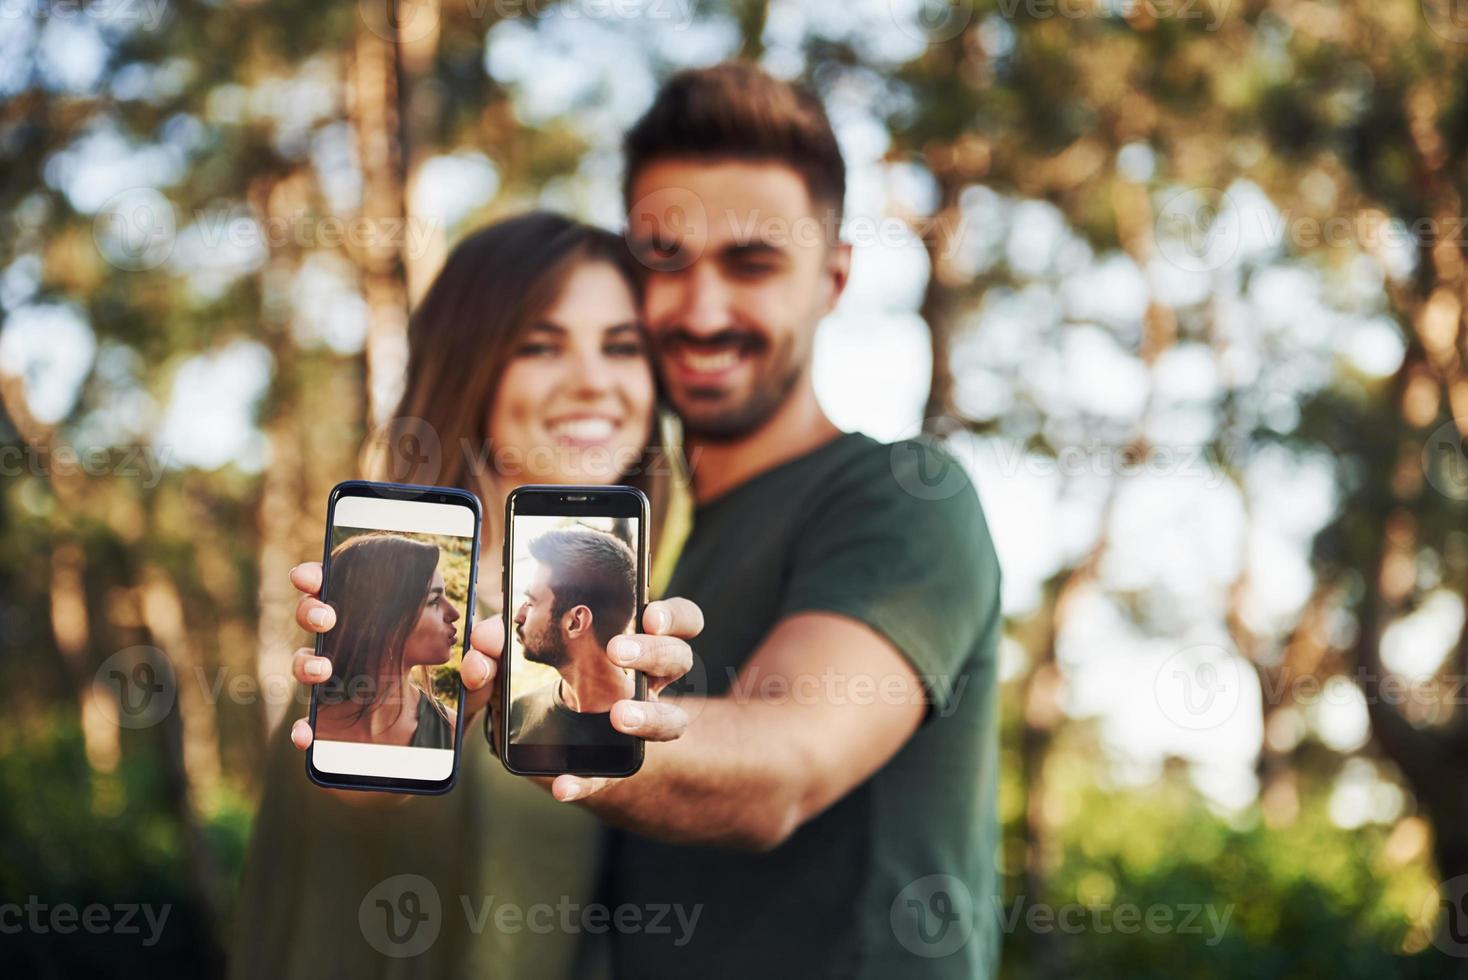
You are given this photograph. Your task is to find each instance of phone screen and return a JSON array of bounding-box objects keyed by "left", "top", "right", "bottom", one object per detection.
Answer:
[
  {"left": 307, "top": 482, "right": 479, "bottom": 792},
  {"left": 503, "top": 486, "right": 647, "bottom": 776}
]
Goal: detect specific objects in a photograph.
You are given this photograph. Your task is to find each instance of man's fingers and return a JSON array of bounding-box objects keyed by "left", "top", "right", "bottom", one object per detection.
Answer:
[
  {"left": 611, "top": 698, "right": 687, "bottom": 742},
  {"left": 461, "top": 650, "right": 497, "bottom": 691},
  {"left": 290, "top": 718, "right": 314, "bottom": 750},
  {"left": 608, "top": 633, "right": 692, "bottom": 682},
  {"left": 295, "top": 596, "right": 337, "bottom": 633},
  {"left": 470, "top": 615, "right": 506, "bottom": 662},
  {"left": 551, "top": 773, "right": 611, "bottom": 802},
  {"left": 289, "top": 562, "right": 323, "bottom": 597},
  {"left": 292, "top": 647, "right": 333, "bottom": 685},
  {"left": 642, "top": 596, "right": 704, "bottom": 639}
]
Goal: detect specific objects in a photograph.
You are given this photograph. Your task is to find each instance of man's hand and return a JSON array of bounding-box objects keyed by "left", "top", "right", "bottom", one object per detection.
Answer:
[{"left": 465, "top": 597, "right": 702, "bottom": 803}]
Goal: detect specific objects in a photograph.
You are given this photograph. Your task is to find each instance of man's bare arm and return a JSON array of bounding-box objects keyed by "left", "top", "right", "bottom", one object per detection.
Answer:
[{"left": 566, "top": 612, "right": 927, "bottom": 851}]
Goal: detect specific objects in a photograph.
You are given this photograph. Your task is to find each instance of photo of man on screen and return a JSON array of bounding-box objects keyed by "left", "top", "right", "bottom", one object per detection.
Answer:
[{"left": 509, "top": 525, "right": 638, "bottom": 747}]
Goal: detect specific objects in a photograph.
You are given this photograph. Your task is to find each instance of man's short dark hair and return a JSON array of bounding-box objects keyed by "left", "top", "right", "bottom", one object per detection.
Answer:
[
  {"left": 529, "top": 526, "right": 637, "bottom": 648},
  {"left": 622, "top": 61, "right": 846, "bottom": 227}
]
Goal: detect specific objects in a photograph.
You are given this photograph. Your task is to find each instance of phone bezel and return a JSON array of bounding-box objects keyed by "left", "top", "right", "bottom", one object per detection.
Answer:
[
  {"left": 305, "top": 479, "right": 482, "bottom": 795},
  {"left": 499, "top": 485, "right": 650, "bottom": 777}
]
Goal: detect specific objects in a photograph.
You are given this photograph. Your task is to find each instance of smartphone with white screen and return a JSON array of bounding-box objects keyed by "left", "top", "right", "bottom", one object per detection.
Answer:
[
  {"left": 306, "top": 480, "right": 481, "bottom": 794},
  {"left": 500, "top": 485, "right": 649, "bottom": 777}
]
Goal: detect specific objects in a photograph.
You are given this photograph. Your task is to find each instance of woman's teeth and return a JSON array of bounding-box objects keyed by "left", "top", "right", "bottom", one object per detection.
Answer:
[
  {"left": 549, "top": 418, "right": 615, "bottom": 441},
  {"left": 680, "top": 348, "right": 741, "bottom": 373}
]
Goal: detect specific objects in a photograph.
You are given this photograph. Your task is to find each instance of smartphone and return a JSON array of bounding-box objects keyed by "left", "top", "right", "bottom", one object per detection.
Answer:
[
  {"left": 500, "top": 485, "right": 649, "bottom": 776},
  {"left": 306, "top": 480, "right": 481, "bottom": 794}
]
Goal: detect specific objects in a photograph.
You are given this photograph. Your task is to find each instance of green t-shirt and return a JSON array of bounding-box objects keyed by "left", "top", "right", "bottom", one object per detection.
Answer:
[
  {"left": 509, "top": 680, "right": 622, "bottom": 746},
  {"left": 609, "top": 432, "right": 1002, "bottom": 979}
]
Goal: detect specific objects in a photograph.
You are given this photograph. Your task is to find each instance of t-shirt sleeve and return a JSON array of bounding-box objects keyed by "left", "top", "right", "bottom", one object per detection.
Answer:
[{"left": 775, "top": 438, "right": 1001, "bottom": 718}]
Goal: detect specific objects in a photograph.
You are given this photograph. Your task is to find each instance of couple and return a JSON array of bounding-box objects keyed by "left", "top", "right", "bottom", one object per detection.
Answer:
[{"left": 232, "top": 61, "right": 1002, "bottom": 979}]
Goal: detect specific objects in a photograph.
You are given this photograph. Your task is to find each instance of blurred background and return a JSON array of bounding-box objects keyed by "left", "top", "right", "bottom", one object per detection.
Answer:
[{"left": 5, "top": 0, "right": 1468, "bottom": 976}]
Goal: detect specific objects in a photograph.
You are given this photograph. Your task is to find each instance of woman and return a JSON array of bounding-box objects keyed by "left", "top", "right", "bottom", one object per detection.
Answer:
[
  {"left": 231, "top": 212, "right": 693, "bottom": 979},
  {"left": 313, "top": 534, "right": 459, "bottom": 750}
]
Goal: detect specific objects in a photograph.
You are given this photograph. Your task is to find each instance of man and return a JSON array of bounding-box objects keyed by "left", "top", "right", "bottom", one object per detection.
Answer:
[
  {"left": 467, "top": 62, "right": 1003, "bottom": 978},
  {"left": 510, "top": 526, "right": 638, "bottom": 747},
  {"left": 289, "top": 60, "right": 1000, "bottom": 979}
]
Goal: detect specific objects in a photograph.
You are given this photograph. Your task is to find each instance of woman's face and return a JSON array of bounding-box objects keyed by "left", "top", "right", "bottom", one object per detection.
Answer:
[
  {"left": 488, "top": 260, "right": 655, "bottom": 486},
  {"left": 402, "top": 569, "right": 460, "bottom": 668}
]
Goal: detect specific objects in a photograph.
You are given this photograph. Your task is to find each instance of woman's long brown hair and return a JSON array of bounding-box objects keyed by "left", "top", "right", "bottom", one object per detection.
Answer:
[
  {"left": 365, "top": 211, "right": 670, "bottom": 548},
  {"left": 319, "top": 533, "right": 440, "bottom": 725}
]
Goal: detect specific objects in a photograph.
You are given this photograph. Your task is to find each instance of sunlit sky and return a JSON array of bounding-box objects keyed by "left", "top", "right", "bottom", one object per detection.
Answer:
[{"left": 1, "top": 3, "right": 1457, "bottom": 826}]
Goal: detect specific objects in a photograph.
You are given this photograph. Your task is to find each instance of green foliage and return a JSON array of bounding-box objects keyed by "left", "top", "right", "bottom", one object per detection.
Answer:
[{"left": 0, "top": 713, "right": 252, "bottom": 978}]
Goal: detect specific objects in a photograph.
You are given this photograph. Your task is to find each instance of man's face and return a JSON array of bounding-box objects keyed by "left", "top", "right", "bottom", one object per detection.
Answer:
[
  {"left": 514, "top": 564, "right": 567, "bottom": 668},
  {"left": 627, "top": 160, "right": 851, "bottom": 440}
]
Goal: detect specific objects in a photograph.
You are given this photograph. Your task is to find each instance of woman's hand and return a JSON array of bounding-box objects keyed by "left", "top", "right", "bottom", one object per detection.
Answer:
[
  {"left": 464, "top": 597, "right": 702, "bottom": 803},
  {"left": 283, "top": 561, "right": 496, "bottom": 750}
]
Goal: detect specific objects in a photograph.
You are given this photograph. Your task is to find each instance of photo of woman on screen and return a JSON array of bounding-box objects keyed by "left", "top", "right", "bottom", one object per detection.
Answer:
[{"left": 313, "top": 532, "right": 461, "bottom": 749}]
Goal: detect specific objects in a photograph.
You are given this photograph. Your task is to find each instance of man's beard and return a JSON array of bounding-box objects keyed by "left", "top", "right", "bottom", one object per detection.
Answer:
[
  {"left": 519, "top": 624, "right": 569, "bottom": 669},
  {"left": 672, "top": 334, "right": 803, "bottom": 443}
]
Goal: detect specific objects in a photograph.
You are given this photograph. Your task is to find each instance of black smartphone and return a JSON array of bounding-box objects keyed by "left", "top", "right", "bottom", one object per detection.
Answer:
[
  {"left": 306, "top": 480, "right": 481, "bottom": 794},
  {"left": 500, "top": 485, "right": 649, "bottom": 777}
]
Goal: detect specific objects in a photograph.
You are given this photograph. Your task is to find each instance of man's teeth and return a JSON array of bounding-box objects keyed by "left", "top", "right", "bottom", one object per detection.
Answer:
[
  {"left": 549, "top": 418, "right": 615, "bottom": 441},
  {"left": 680, "top": 348, "right": 741, "bottom": 373}
]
